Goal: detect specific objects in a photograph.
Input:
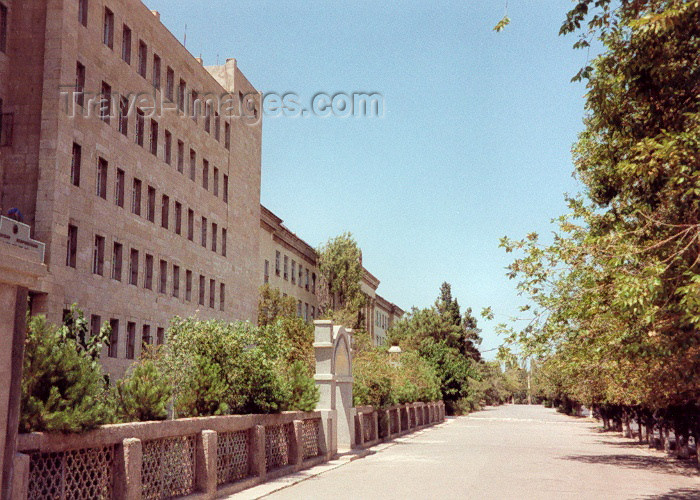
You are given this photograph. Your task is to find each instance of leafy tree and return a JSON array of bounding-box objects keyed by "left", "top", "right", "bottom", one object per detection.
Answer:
[
  {"left": 258, "top": 284, "right": 297, "bottom": 327},
  {"left": 115, "top": 359, "right": 171, "bottom": 422}
]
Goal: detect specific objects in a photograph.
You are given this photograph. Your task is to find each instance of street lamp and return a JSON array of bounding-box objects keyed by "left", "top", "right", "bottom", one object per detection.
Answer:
[{"left": 388, "top": 345, "right": 402, "bottom": 367}]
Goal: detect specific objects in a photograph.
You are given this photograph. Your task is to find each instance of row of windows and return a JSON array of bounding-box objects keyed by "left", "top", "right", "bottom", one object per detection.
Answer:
[
  {"left": 375, "top": 310, "right": 389, "bottom": 330},
  {"left": 80, "top": 1, "right": 234, "bottom": 146},
  {"left": 296, "top": 300, "right": 316, "bottom": 322},
  {"left": 266, "top": 251, "right": 316, "bottom": 293},
  {"left": 66, "top": 224, "right": 226, "bottom": 311},
  {"left": 79, "top": 311, "right": 165, "bottom": 360},
  {"left": 0, "top": 3, "right": 7, "bottom": 54},
  {"left": 70, "top": 142, "right": 227, "bottom": 255}
]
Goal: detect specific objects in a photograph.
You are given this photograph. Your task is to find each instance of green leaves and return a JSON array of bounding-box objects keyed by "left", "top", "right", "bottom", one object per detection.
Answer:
[{"left": 493, "top": 15, "right": 511, "bottom": 32}]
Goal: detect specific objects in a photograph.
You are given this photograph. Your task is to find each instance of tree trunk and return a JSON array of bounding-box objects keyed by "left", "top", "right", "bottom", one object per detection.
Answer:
[
  {"left": 623, "top": 414, "right": 632, "bottom": 438},
  {"left": 637, "top": 418, "right": 644, "bottom": 444},
  {"left": 647, "top": 424, "right": 655, "bottom": 448},
  {"left": 663, "top": 427, "right": 672, "bottom": 454},
  {"left": 603, "top": 417, "right": 610, "bottom": 431},
  {"left": 677, "top": 434, "right": 690, "bottom": 459}
]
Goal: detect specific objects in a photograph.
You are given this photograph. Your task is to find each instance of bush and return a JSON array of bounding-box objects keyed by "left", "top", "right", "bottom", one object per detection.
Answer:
[
  {"left": 20, "top": 314, "right": 113, "bottom": 433},
  {"left": 115, "top": 358, "right": 171, "bottom": 422}
]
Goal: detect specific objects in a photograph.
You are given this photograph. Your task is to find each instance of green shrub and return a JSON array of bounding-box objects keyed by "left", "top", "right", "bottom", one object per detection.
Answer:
[
  {"left": 115, "top": 359, "right": 171, "bottom": 422},
  {"left": 283, "top": 360, "right": 320, "bottom": 412}
]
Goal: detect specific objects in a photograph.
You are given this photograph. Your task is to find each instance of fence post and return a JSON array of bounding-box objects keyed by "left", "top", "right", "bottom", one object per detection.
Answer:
[
  {"left": 291, "top": 420, "right": 304, "bottom": 470},
  {"left": 196, "top": 430, "right": 217, "bottom": 497},
  {"left": 372, "top": 411, "right": 379, "bottom": 442},
  {"left": 251, "top": 425, "right": 266, "bottom": 482},
  {"left": 355, "top": 412, "right": 365, "bottom": 447},
  {"left": 114, "top": 438, "right": 142, "bottom": 500},
  {"left": 9, "top": 453, "right": 28, "bottom": 500}
]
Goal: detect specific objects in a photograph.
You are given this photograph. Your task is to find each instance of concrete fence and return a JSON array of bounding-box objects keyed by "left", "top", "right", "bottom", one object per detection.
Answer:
[{"left": 355, "top": 401, "right": 445, "bottom": 449}]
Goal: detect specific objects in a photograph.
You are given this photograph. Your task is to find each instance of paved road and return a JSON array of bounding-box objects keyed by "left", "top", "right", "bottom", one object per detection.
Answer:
[{"left": 265, "top": 405, "right": 700, "bottom": 500}]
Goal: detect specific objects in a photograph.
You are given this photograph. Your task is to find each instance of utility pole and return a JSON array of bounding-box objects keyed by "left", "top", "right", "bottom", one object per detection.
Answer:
[{"left": 527, "top": 357, "right": 532, "bottom": 405}]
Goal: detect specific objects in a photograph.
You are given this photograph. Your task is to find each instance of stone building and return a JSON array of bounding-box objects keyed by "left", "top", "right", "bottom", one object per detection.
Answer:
[{"left": 0, "top": 0, "right": 262, "bottom": 379}]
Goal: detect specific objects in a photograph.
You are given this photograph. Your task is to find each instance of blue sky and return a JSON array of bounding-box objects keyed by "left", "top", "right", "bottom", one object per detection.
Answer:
[{"left": 145, "top": 0, "right": 594, "bottom": 358}]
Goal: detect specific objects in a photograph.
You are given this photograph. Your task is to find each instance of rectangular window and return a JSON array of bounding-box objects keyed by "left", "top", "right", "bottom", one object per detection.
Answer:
[
  {"left": 185, "top": 270, "right": 192, "bottom": 301},
  {"left": 312, "top": 273, "right": 316, "bottom": 294},
  {"left": 172, "top": 265, "right": 180, "bottom": 298},
  {"left": 275, "top": 251, "right": 281, "bottom": 276},
  {"left": 201, "top": 216, "right": 207, "bottom": 247},
  {"left": 305, "top": 269, "right": 310, "bottom": 291},
  {"left": 297, "top": 300, "right": 302, "bottom": 318},
  {"left": 131, "top": 178, "right": 142, "bottom": 215},
  {"left": 111, "top": 242, "right": 123, "bottom": 281},
  {"left": 152, "top": 54, "right": 161, "bottom": 89},
  {"left": 144, "top": 254, "right": 153, "bottom": 290},
  {"left": 284, "top": 255, "right": 288, "bottom": 280},
  {"left": 213, "top": 167, "right": 219, "bottom": 196},
  {"left": 159, "top": 259, "right": 167, "bottom": 294},
  {"left": 311, "top": 306, "right": 315, "bottom": 320},
  {"left": 156, "top": 327, "right": 165, "bottom": 345},
  {"left": 298, "top": 266, "right": 303, "bottom": 288},
  {"left": 161, "top": 194, "right": 169, "bottom": 229},
  {"left": 100, "top": 81, "right": 111, "bottom": 124},
  {"left": 90, "top": 315, "right": 102, "bottom": 343},
  {"left": 187, "top": 209, "right": 194, "bottom": 241},
  {"left": 202, "top": 159, "right": 209, "bottom": 190},
  {"left": 223, "top": 175, "right": 229, "bottom": 203},
  {"left": 129, "top": 249, "right": 139, "bottom": 285},
  {"left": 96, "top": 157, "right": 107, "bottom": 199},
  {"left": 198, "top": 274, "right": 205, "bottom": 305},
  {"left": 142, "top": 325, "right": 151, "bottom": 346},
  {"left": 221, "top": 228, "right": 227, "bottom": 257},
  {"left": 126, "top": 322, "right": 136, "bottom": 359},
  {"left": 225, "top": 122, "right": 231, "bottom": 150},
  {"left": 147, "top": 186, "right": 155, "bottom": 223},
  {"left": 78, "top": 0, "right": 88, "bottom": 27},
  {"left": 191, "top": 90, "right": 199, "bottom": 122},
  {"left": 204, "top": 102, "right": 211, "bottom": 133},
  {"left": 305, "top": 303, "right": 309, "bottom": 321},
  {"left": 121, "top": 24, "right": 131, "bottom": 63},
  {"left": 166, "top": 67, "right": 174, "bottom": 101},
  {"left": 103, "top": 8, "right": 114, "bottom": 49},
  {"left": 92, "top": 235, "right": 104, "bottom": 275},
  {"left": 178, "top": 79, "right": 186, "bottom": 111},
  {"left": 220, "top": 283, "right": 225, "bottom": 311},
  {"left": 66, "top": 225, "right": 78, "bottom": 268},
  {"left": 189, "top": 149, "right": 196, "bottom": 181},
  {"left": 211, "top": 222, "right": 217, "bottom": 253},
  {"left": 135, "top": 108, "right": 145, "bottom": 146},
  {"left": 215, "top": 112, "right": 221, "bottom": 141},
  {"left": 264, "top": 260, "right": 269, "bottom": 284},
  {"left": 164, "top": 130, "right": 172, "bottom": 165},
  {"left": 177, "top": 140, "right": 184, "bottom": 174},
  {"left": 108, "top": 319, "right": 119, "bottom": 358},
  {"left": 150, "top": 119, "right": 158, "bottom": 156},
  {"left": 209, "top": 279, "right": 215, "bottom": 309},
  {"left": 291, "top": 261, "right": 296, "bottom": 284},
  {"left": 118, "top": 96, "right": 129, "bottom": 136},
  {"left": 75, "top": 62, "right": 86, "bottom": 107},
  {"left": 70, "top": 142, "right": 81, "bottom": 187},
  {"left": 138, "top": 40, "right": 147, "bottom": 78},
  {"left": 174, "top": 202, "right": 182, "bottom": 235}
]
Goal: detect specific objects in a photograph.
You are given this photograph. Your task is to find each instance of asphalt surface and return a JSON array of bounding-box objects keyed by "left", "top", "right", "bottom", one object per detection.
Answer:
[{"left": 262, "top": 405, "right": 700, "bottom": 500}]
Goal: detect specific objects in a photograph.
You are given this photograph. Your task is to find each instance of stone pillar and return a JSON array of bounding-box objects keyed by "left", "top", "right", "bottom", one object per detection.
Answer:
[
  {"left": 251, "top": 425, "right": 266, "bottom": 480},
  {"left": 291, "top": 420, "right": 304, "bottom": 469},
  {"left": 196, "top": 430, "right": 217, "bottom": 497},
  {"left": 9, "top": 453, "right": 28, "bottom": 500},
  {"left": 114, "top": 438, "right": 142, "bottom": 500}
]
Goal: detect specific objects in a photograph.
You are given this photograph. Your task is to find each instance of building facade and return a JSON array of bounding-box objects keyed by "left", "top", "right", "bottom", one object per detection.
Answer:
[{"left": 0, "top": 0, "right": 262, "bottom": 379}]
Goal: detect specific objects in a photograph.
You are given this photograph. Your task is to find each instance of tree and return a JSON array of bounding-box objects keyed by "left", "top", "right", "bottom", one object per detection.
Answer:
[
  {"left": 115, "top": 359, "right": 171, "bottom": 422},
  {"left": 258, "top": 284, "right": 296, "bottom": 327}
]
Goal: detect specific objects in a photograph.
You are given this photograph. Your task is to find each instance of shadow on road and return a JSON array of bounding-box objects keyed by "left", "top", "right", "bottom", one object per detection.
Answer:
[
  {"left": 638, "top": 487, "right": 700, "bottom": 499},
  {"left": 560, "top": 453, "right": 699, "bottom": 477}
]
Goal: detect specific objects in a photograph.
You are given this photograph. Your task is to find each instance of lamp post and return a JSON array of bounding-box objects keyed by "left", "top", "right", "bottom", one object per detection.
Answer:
[{"left": 388, "top": 345, "right": 402, "bottom": 367}]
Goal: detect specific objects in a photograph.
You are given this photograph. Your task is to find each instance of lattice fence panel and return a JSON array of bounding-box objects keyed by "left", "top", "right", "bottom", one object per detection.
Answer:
[
  {"left": 217, "top": 430, "right": 250, "bottom": 485},
  {"left": 410, "top": 408, "right": 416, "bottom": 428},
  {"left": 142, "top": 435, "right": 196, "bottom": 500},
  {"left": 301, "top": 419, "right": 321, "bottom": 459},
  {"left": 28, "top": 446, "right": 114, "bottom": 500},
  {"left": 362, "top": 413, "right": 373, "bottom": 442},
  {"left": 265, "top": 423, "right": 293, "bottom": 471},
  {"left": 401, "top": 408, "right": 409, "bottom": 430},
  {"left": 390, "top": 410, "right": 399, "bottom": 434}
]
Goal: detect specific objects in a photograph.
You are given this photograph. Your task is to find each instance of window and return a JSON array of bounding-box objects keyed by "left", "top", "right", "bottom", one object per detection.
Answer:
[
  {"left": 147, "top": 186, "right": 155, "bottom": 223},
  {"left": 156, "top": 327, "right": 165, "bottom": 345},
  {"left": 223, "top": 175, "right": 229, "bottom": 203},
  {"left": 144, "top": 254, "right": 153, "bottom": 289},
  {"left": 164, "top": 130, "right": 172, "bottom": 165},
  {"left": 187, "top": 209, "right": 194, "bottom": 241},
  {"left": 100, "top": 81, "right": 111, "bottom": 123},
  {"left": 305, "top": 303, "right": 309, "bottom": 321},
  {"left": 213, "top": 168, "right": 219, "bottom": 196},
  {"left": 177, "top": 140, "right": 184, "bottom": 174},
  {"left": 131, "top": 178, "right": 142, "bottom": 215},
  {"left": 96, "top": 157, "right": 107, "bottom": 199},
  {"left": 174, "top": 202, "right": 182, "bottom": 235},
  {"left": 150, "top": 119, "right": 158, "bottom": 156},
  {"left": 166, "top": 67, "right": 174, "bottom": 101},
  {"left": 211, "top": 222, "right": 217, "bottom": 253},
  {"left": 312, "top": 273, "right": 316, "bottom": 294},
  {"left": 172, "top": 265, "right": 180, "bottom": 297},
  {"left": 202, "top": 159, "right": 209, "bottom": 190},
  {"left": 298, "top": 266, "right": 303, "bottom": 288},
  {"left": 311, "top": 306, "right": 315, "bottom": 320},
  {"left": 291, "top": 260, "right": 296, "bottom": 284},
  {"left": 161, "top": 194, "right": 169, "bottom": 229},
  {"left": 159, "top": 259, "right": 167, "bottom": 294},
  {"left": 198, "top": 274, "right": 205, "bottom": 305},
  {"left": 189, "top": 149, "right": 196, "bottom": 181},
  {"left": 284, "top": 255, "right": 288, "bottom": 280},
  {"left": 118, "top": 96, "right": 129, "bottom": 136},
  {"left": 103, "top": 8, "right": 114, "bottom": 49},
  {"left": 111, "top": 242, "right": 123, "bottom": 281},
  {"left": 152, "top": 54, "right": 161, "bottom": 89},
  {"left": 142, "top": 325, "right": 151, "bottom": 346},
  {"left": 201, "top": 216, "right": 207, "bottom": 247},
  {"left": 185, "top": 270, "right": 192, "bottom": 301},
  {"left": 305, "top": 269, "right": 310, "bottom": 291},
  {"left": 92, "top": 235, "right": 105, "bottom": 275},
  {"left": 121, "top": 25, "right": 131, "bottom": 63},
  {"left": 221, "top": 228, "right": 227, "bottom": 257},
  {"left": 75, "top": 62, "right": 86, "bottom": 107},
  {"left": 215, "top": 113, "right": 221, "bottom": 141},
  {"left": 191, "top": 90, "right": 199, "bottom": 121},
  {"left": 67, "top": 225, "right": 78, "bottom": 268},
  {"left": 108, "top": 319, "right": 119, "bottom": 358},
  {"left": 204, "top": 102, "right": 211, "bottom": 133},
  {"left": 70, "top": 142, "right": 81, "bottom": 186},
  {"left": 297, "top": 300, "right": 302, "bottom": 318},
  {"left": 138, "top": 40, "right": 147, "bottom": 78},
  {"left": 178, "top": 79, "right": 186, "bottom": 111},
  {"left": 275, "top": 251, "right": 281, "bottom": 276},
  {"left": 264, "top": 260, "right": 269, "bottom": 283},
  {"left": 90, "top": 314, "right": 102, "bottom": 342},
  {"left": 78, "top": 0, "right": 88, "bottom": 27},
  {"left": 129, "top": 249, "right": 139, "bottom": 285},
  {"left": 126, "top": 322, "right": 136, "bottom": 359},
  {"left": 209, "top": 279, "right": 215, "bottom": 309},
  {"left": 225, "top": 122, "right": 231, "bottom": 150},
  {"left": 220, "top": 283, "right": 225, "bottom": 311},
  {"left": 135, "top": 108, "right": 145, "bottom": 146}
]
